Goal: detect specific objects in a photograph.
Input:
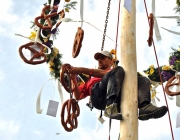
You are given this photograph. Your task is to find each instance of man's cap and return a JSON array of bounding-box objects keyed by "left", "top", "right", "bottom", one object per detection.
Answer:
[{"left": 94, "top": 50, "right": 113, "bottom": 60}]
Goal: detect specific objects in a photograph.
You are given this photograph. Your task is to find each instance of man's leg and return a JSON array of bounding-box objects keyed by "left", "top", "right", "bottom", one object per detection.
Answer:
[
  {"left": 138, "top": 75, "right": 151, "bottom": 108},
  {"left": 99, "top": 66, "right": 125, "bottom": 120},
  {"left": 138, "top": 75, "right": 168, "bottom": 120}
]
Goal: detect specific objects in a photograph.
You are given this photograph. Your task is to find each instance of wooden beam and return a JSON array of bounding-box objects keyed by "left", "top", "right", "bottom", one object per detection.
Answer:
[{"left": 120, "top": 0, "right": 138, "bottom": 139}]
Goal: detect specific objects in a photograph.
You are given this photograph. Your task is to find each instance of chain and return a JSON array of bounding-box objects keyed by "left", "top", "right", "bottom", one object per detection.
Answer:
[{"left": 101, "top": 0, "right": 111, "bottom": 51}]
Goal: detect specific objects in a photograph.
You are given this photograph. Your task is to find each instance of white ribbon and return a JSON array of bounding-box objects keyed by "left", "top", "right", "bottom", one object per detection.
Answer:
[
  {"left": 154, "top": 18, "right": 162, "bottom": 41},
  {"left": 151, "top": 98, "right": 157, "bottom": 106},
  {"left": 156, "top": 16, "right": 180, "bottom": 19},
  {"left": 167, "top": 95, "right": 174, "bottom": 100},
  {"left": 150, "top": 83, "right": 160, "bottom": 106},
  {"left": 152, "top": 0, "right": 162, "bottom": 41},
  {"left": 176, "top": 94, "right": 180, "bottom": 107},
  {"left": 36, "top": 84, "right": 44, "bottom": 114},
  {"left": 176, "top": 112, "right": 180, "bottom": 128},
  {"left": 36, "top": 78, "right": 64, "bottom": 114},
  {"left": 50, "top": 0, "right": 55, "bottom": 9},
  {"left": 96, "top": 112, "right": 99, "bottom": 131},
  {"left": 57, "top": 79, "right": 64, "bottom": 111},
  {"left": 40, "top": 29, "right": 49, "bottom": 39},
  {"left": 15, "top": 34, "right": 34, "bottom": 41},
  {"left": 35, "top": 27, "right": 42, "bottom": 43},
  {"left": 77, "top": 75, "right": 85, "bottom": 83},
  {"left": 161, "top": 27, "right": 180, "bottom": 35},
  {"left": 36, "top": 78, "right": 54, "bottom": 114},
  {"left": 152, "top": 0, "right": 155, "bottom": 15},
  {"left": 155, "top": 16, "right": 180, "bottom": 35},
  {"left": 96, "top": 110, "right": 105, "bottom": 132},
  {"left": 80, "top": 0, "right": 84, "bottom": 28},
  {"left": 176, "top": 72, "right": 180, "bottom": 107}
]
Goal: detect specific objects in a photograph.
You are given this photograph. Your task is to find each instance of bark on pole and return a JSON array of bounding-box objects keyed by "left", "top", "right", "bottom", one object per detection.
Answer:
[{"left": 120, "top": 0, "right": 138, "bottom": 140}]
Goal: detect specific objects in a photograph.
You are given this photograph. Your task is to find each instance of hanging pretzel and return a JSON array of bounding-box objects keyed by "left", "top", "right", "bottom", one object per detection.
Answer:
[
  {"left": 19, "top": 42, "right": 46, "bottom": 65},
  {"left": 72, "top": 27, "right": 84, "bottom": 58},
  {"left": 55, "top": 10, "right": 65, "bottom": 28},
  {"left": 165, "top": 75, "right": 180, "bottom": 96},
  {"left": 60, "top": 63, "right": 71, "bottom": 93},
  {"left": 61, "top": 98, "right": 80, "bottom": 132},
  {"left": 147, "top": 13, "right": 154, "bottom": 47},
  {"left": 34, "top": 5, "right": 58, "bottom": 30}
]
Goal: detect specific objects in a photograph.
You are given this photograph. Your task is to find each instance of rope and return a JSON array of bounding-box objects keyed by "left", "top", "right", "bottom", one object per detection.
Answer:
[
  {"left": 115, "top": 0, "right": 121, "bottom": 51},
  {"left": 108, "top": 118, "right": 112, "bottom": 140},
  {"left": 143, "top": 1, "right": 174, "bottom": 140}
]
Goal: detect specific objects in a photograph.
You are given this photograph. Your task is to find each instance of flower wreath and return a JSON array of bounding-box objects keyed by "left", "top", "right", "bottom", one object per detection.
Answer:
[
  {"left": 168, "top": 47, "right": 180, "bottom": 72},
  {"left": 142, "top": 64, "right": 175, "bottom": 83},
  {"left": 142, "top": 46, "right": 180, "bottom": 83},
  {"left": 142, "top": 65, "right": 163, "bottom": 82}
]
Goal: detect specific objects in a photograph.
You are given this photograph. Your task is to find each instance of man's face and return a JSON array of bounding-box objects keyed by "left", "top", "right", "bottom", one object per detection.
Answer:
[{"left": 97, "top": 54, "right": 112, "bottom": 70}]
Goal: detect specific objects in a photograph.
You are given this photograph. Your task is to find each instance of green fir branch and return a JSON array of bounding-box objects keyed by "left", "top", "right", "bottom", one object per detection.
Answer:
[
  {"left": 171, "top": 46, "right": 177, "bottom": 52},
  {"left": 173, "top": 5, "right": 180, "bottom": 14},
  {"left": 52, "top": 28, "right": 60, "bottom": 40},
  {"left": 64, "top": 1, "right": 78, "bottom": 10},
  {"left": 30, "top": 21, "right": 36, "bottom": 28}
]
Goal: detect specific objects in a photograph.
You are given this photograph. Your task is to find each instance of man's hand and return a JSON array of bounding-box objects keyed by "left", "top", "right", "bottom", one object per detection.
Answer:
[
  {"left": 68, "top": 66, "right": 81, "bottom": 75},
  {"left": 70, "top": 73, "right": 76, "bottom": 80}
]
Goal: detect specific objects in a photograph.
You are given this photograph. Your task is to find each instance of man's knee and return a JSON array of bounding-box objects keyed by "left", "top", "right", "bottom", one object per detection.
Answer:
[
  {"left": 114, "top": 66, "right": 125, "bottom": 77},
  {"left": 138, "top": 76, "right": 150, "bottom": 85}
]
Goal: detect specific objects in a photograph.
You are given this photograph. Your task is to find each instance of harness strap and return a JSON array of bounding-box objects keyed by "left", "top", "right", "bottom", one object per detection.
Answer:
[{"left": 108, "top": 118, "right": 112, "bottom": 140}]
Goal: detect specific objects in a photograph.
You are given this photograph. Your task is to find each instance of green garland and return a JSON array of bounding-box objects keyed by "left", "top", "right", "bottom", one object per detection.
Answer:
[
  {"left": 45, "top": 47, "right": 63, "bottom": 79},
  {"left": 174, "top": 0, "right": 180, "bottom": 25}
]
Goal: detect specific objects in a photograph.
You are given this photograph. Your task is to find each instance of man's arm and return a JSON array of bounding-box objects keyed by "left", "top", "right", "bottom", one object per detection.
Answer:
[
  {"left": 70, "top": 74, "right": 82, "bottom": 100},
  {"left": 69, "top": 67, "right": 109, "bottom": 78}
]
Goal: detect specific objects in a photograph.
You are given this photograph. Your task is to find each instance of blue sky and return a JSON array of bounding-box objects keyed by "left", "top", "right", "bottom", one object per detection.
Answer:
[{"left": 0, "top": 0, "right": 180, "bottom": 140}]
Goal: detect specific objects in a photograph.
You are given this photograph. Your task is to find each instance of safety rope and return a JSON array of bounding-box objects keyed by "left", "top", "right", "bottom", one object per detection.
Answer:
[
  {"left": 143, "top": 1, "right": 174, "bottom": 140},
  {"left": 108, "top": 118, "right": 112, "bottom": 140},
  {"left": 115, "top": 0, "right": 121, "bottom": 51}
]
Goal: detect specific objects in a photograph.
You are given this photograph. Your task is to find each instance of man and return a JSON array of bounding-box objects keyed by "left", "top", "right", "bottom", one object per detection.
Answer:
[{"left": 68, "top": 50, "right": 168, "bottom": 120}]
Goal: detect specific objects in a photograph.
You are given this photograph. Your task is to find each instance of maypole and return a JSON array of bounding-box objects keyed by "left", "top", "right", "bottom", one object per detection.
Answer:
[{"left": 120, "top": 0, "right": 138, "bottom": 139}]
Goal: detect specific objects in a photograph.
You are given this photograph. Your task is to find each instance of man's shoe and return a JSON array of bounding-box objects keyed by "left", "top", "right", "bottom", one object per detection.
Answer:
[
  {"left": 104, "top": 103, "right": 122, "bottom": 120},
  {"left": 138, "top": 103, "right": 168, "bottom": 121}
]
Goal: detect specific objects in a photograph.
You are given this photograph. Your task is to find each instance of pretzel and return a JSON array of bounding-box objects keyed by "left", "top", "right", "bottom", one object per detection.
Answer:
[
  {"left": 19, "top": 42, "right": 46, "bottom": 65},
  {"left": 61, "top": 99, "right": 80, "bottom": 132},
  {"left": 147, "top": 13, "right": 154, "bottom": 47},
  {"left": 34, "top": 5, "right": 58, "bottom": 30},
  {"left": 72, "top": 27, "right": 84, "bottom": 58},
  {"left": 60, "top": 63, "right": 71, "bottom": 93},
  {"left": 165, "top": 75, "right": 180, "bottom": 96},
  {"left": 55, "top": 10, "right": 65, "bottom": 28}
]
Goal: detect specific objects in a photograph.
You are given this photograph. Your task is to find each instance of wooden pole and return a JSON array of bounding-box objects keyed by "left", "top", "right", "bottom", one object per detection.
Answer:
[{"left": 120, "top": 0, "right": 138, "bottom": 140}]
